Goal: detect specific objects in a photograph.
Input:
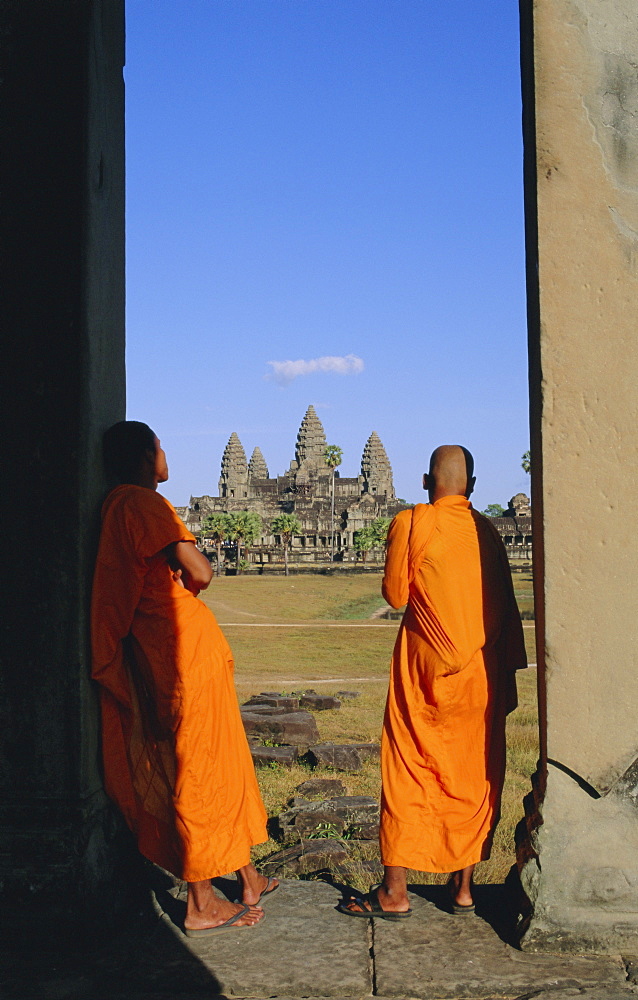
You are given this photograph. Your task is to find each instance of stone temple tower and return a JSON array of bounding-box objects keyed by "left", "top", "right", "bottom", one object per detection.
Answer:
[
  {"left": 361, "top": 431, "right": 395, "bottom": 499},
  {"left": 218, "top": 431, "right": 248, "bottom": 499},
  {"left": 248, "top": 446, "right": 269, "bottom": 481},
  {"left": 292, "top": 404, "right": 328, "bottom": 472}
]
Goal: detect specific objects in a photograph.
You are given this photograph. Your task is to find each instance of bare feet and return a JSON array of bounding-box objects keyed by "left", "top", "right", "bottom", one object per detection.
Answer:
[
  {"left": 448, "top": 866, "right": 475, "bottom": 908},
  {"left": 185, "top": 879, "right": 264, "bottom": 932},
  {"left": 343, "top": 883, "right": 411, "bottom": 915},
  {"left": 236, "top": 864, "right": 279, "bottom": 905}
]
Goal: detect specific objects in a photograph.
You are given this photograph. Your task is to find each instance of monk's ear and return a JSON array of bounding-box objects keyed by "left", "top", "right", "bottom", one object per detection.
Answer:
[
  {"left": 422, "top": 473, "right": 430, "bottom": 492},
  {"left": 467, "top": 476, "right": 476, "bottom": 498}
]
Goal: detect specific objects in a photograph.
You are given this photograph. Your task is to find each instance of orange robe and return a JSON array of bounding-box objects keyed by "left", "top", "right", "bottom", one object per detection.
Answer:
[
  {"left": 91, "top": 484, "right": 267, "bottom": 881},
  {"left": 379, "top": 496, "right": 526, "bottom": 873}
]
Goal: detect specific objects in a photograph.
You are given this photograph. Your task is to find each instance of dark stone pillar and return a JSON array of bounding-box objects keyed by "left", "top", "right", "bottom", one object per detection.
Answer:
[{"left": 0, "top": 0, "right": 126, "bottom": 931}]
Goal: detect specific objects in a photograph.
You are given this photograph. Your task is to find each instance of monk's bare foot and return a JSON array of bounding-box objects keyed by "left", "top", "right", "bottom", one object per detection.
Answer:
[
  {"left": 344, "top": 883, "right": 410, "bottom": 915},
  {"left": 185, "top": 882, "right": 264, "bottom": 932},
  {"left": 236, "top": 864, "right": 279, "bottom": 905},
  {"left": 448, "top": 869, "right": 474, "bottom": 908}
]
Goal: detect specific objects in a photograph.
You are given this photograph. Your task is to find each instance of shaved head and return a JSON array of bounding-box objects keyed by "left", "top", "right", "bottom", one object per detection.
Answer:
[{"left": 426, "top": 445, "right": 475, "bottom": 500}]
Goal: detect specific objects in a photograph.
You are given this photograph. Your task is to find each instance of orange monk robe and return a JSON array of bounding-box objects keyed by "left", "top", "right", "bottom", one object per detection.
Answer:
[
  {"left": 379, "top": 496, "right": 527, "bottom": 874},
  {"left": 91, "top": 484, "right": 267, "bottom": 882}
]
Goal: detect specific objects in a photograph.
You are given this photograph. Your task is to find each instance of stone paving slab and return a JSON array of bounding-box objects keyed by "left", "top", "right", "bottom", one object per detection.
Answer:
[
  {"left": 3, "top": 879, "right": 638, "bottom": 1000},
  {"left": 153, "top": 878, "right": 371, "bottom": 998},
  {"left": 373, "top": 889, "right": 630, "bottom": 999}
]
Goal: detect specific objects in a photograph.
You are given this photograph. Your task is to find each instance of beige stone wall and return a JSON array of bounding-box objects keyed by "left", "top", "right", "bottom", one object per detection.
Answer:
[
  {"left": 532, "top": 0, "right": 638, "bottom": 791},
  {"left": 520, "top": 0, "right": 638, "bottom": 949}
]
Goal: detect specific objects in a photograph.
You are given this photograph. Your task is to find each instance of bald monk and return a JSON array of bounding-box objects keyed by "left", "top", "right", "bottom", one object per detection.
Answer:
[
  {"left": 340, "top": 445, "right": 526, "bottom": 918},
  {"left": 91, "top": 421, "right": 276, "bottom": 936}
]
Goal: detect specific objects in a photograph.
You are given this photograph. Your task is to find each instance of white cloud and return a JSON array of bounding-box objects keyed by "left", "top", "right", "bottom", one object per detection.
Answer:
[{"left": 266, "top": 353, "right": 364, "bottom": 386}]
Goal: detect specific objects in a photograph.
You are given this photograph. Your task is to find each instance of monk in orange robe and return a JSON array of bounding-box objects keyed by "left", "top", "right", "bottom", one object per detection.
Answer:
[
  {"left": 91, "top": 421, "right": 274, "bottom": 936},
  {"left": 341, "top": 445, "right": 526, "bottom": 919}
]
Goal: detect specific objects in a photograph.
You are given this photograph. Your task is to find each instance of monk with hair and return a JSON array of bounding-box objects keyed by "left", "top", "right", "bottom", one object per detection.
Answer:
[
  {"left": 91, "top": 421, "right": 276, "bottom": 936},
  {"left": 340, "top": 445, "right": 526, "bottom": 918}
]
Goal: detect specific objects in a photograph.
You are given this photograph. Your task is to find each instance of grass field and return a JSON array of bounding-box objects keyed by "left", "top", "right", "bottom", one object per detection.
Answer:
[{"left": 199, "top": 569, "right": 538, "bottom": 890}]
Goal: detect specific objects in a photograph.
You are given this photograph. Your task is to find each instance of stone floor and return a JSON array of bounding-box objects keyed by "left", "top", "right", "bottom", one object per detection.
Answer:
[{"left": 2, "top": 878, "right": 638, "bottom": 1000}]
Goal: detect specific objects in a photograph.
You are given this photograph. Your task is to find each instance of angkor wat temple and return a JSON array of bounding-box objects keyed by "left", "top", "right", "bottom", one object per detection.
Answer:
[
  {"left": 179, "top": 405, "right": 532, "bottom": 566},
  {"left": 181, "top": 404, "right": 406, "bottom": 565}
]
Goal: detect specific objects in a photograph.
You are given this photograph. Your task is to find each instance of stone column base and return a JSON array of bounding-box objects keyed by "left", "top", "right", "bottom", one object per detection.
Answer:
[{"left": 518, "top": 763, "right": 638, "bottom": 953}]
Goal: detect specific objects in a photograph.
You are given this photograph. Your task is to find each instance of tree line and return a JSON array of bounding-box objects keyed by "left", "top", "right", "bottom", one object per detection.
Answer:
[{"left": 199, "top": 511, "right": 391, "bottom": 576}]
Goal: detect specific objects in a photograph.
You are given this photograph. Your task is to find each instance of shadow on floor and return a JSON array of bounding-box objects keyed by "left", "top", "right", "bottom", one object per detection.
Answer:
[
  {"left": 0, "top": 871, "right": 225, "bottom": 1000},
  {"left": 408, "top": 880, "right": 521, "bottom": 947},
  {"left": 315, "top": 869, "right": 521, "bottom": 948}
]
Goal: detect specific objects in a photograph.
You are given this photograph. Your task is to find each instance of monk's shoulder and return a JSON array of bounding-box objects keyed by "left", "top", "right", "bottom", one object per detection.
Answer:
[
  {"left": 388, "top": 507, "right": 417, "bottom": 540},
  {"left": 392, "top": 507, "right": 415, "bottom": 529}
]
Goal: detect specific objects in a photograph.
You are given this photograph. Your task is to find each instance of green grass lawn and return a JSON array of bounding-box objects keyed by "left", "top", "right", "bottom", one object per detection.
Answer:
[{"left": 200, "top": 569, "right": 539, "bottom": 889}]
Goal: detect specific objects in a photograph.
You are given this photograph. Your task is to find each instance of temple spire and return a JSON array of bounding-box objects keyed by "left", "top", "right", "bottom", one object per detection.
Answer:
[
  {"left": 248, "top": 446, "right": 269, "bottom": 480},
  {"left": 361, "top": 431, "right": 395, "bottom": 499},
  {"left": 294, "top": 404, "right": 327, "bottom": 470},
  {"left": 219, "top": 432, "right": 248, "bottom": 499}
]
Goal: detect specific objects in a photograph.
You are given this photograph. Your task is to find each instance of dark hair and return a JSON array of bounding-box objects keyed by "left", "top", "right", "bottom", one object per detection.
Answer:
[{"left": 102, "top": 420, "right": 156, "bottom": 483}]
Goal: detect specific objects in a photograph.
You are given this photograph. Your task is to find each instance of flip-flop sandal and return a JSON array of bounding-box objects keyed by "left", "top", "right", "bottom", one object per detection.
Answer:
[
  {"left": 184, "top": 904, "right": 260, "bottom": 937},
  {"left": 446, "top": 878, "right": 475, "bottom": 916},
  {"left": 337, "top": 885, "right": 412, "bottom": 920},
  {"left": 451, "top": 900, "right": 475, "bottom": 916},
  {"left": 258, "top": 876, "right": 279, "bottom": 903}
]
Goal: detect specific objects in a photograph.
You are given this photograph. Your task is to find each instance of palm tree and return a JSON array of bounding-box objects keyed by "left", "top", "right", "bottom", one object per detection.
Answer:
[
  {"left": 370, "top": 517, "right": 391, "bottom": 562},
  {"left": 227, "top": 511, "right": 263, "bottom": 573},
  {"left": 353, "top": 525, "right": 376, "bottom": 564},
  {"left": 521, "top": 450, "right": 531, "bottom": 475},
  {"left": 271, "top": 513, "right": 302, "bottom": 576},
  {"left": 323, "top": 444, "right": 343, "bottom": 561},
  {"left": 200, "top": 512, "right": 231, "bottom": 577}
]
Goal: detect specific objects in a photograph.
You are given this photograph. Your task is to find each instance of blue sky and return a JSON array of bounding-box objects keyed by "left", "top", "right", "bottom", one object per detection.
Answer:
[{"left": 125, "top": 1, "right": 530, "bottom": 510}]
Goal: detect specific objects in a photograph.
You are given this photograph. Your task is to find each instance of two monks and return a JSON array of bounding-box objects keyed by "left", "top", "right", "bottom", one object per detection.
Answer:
[
  {"left": 91, "top": 422, "right": 276, "bottom": 936},
  {"left": 341, "top": 445, "right": 526, "bottom": 918}
]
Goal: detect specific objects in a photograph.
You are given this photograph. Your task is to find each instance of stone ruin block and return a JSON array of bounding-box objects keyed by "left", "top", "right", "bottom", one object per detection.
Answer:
[
  {"left": 259, "top": 838, "right": 350, "bottom": 877},
  {"left": 250, "top": 745, "right": 298, "bottom": 767},
  {"left": 300, "top": 694, "right": 341, "bottom": 711},
  {"left": 295, "top": 778, "right": 346, "bottom": 798},
  {"left": 244, "top": 694, "right": 300, "bottom": 711},
  {"left": 240, "top": 709, "right": 320, "bottom": 747},
  {"left": 350, "top": 821, "right": 380, "bottom": 841},
  {"left": 278, "top": 794, "right": 379, "bottom": 840},
  {"left": 307, "top": 742, "right": 380, "bottom": 772}
]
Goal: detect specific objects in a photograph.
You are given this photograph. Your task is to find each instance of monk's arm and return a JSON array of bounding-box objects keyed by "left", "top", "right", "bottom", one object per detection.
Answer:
[
  {"left": 382, "top": 513, "right": 410, "bottom": 608},
  {"left": 165, "top": 540, "right": 213, "bottom": 596}
]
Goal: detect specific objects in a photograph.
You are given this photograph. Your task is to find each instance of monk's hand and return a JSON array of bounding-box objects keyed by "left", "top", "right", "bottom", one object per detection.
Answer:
[
  {"left": 180, "top": 571, "right": 201, "bottom": 597},
  {"left": 172, "top": 568, "right": 185, "bottom": 588}
]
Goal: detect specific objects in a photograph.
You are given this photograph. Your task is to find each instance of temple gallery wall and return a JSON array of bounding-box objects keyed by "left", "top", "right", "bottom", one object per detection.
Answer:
[
  {"left": 180, "top": 403, "right": 532, "bottom": 566},
  {"left": 0, "top": 0, "right": 637, "bottom": 952}
]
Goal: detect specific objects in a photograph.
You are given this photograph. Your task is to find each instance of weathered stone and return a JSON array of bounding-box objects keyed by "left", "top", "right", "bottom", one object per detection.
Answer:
[
  {"left": 519, "top": 0, "right": 638, "bottom": 951},
  {"left": 250, "top": 745, "right": 298, "bottom": 767},
  {"left": 243, "top": 695, "right": 300, "bottom": 711},
  {"left": 278, "top": 795, "right": 379, "bottom": 839},
  {"left": 335, "top": 690, "right": 360, "bottom": 699},
  {"left": 295, "top": 777, "right": 346, "bottom": 798},
  {"left": 300, "top": 694, "right": 341, "bottom": 711},
  {"left": 374, "top": 890, "right": 628, "bottom": 999},
  {"left": 350, "top": 821, "right": 380, "bottom": 840},
  {"left": 260, "top": 838, "right": 350, "bottom": 876},
  {"left": 287, "top": 795, "right": 311, "bottom": 807},
  {"left": 308, "top": 744, "right": 363, "bottom": 771},
  {"left": 240, "top": 703, "right": 290, "bottom": 716},
  {"left": 353, "top": 742, "right": 381, "bottom": 761},
  {"left": 240, "top": 710, "right": 320, "bottom": 747},
  {"left": 308, "top": 742, "right": 380, "bottom": 771},
  {"left": 160, "top": 880, "right": 370, "bottom": 998}
]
